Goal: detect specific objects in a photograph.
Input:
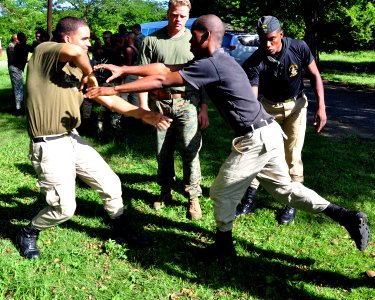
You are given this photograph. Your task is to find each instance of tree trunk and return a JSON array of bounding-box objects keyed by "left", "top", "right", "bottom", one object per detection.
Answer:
[{"left": 303, "top": 2, "right": 320, "bottom": 64}]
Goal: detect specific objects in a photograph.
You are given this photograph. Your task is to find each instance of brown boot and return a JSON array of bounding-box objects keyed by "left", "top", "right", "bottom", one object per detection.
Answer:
[{"left": 187, "top": 198, "right": 202, "bottom": 220}]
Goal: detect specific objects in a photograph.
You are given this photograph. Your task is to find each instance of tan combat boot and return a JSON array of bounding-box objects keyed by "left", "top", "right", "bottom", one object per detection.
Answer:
[{"left": 188, "top": 198, "right": 202, "bottom": 220}]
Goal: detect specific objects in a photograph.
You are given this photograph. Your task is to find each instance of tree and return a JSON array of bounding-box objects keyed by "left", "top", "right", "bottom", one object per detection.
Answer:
[
  {"left": 0, "top": 0, "right": 166, "bottom": 45},
  {"left": 0, "top": 0, "right": 47, "bottom": 41},
  {"left": 224, "top": 0, "right": 375, "bottom": 58}
]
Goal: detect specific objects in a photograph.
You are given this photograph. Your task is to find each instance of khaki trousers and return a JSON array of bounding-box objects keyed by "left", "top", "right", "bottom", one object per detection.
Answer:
[
  {"left": 210, "top": 121, "right": 329, "bottom": 232},
  {"left": 29, "top": 131, "right": 124, "bottom": 230},
  {"left": 262, "top": 94, "right": 308, "bottom": 182}
]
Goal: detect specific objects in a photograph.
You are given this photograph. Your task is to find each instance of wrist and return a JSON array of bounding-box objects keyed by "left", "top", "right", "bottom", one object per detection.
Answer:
[{"left": 84, "top": 70, "right": 95, "bottom": 77}]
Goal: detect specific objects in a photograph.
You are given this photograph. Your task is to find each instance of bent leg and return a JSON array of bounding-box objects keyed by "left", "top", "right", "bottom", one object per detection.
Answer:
[
  {"left": 29, "top": 138, "right": 77, "bottom": 229},
  {"left": 73, "top": 133, "right": 124, "bottom": 219},
  {"left": 211, "top": 127, "right": 272, "bottom": 232}
]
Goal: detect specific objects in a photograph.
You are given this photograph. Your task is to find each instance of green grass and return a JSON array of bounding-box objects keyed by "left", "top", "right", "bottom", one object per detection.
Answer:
[
  {"left": 320, "top": 50, "right": 375, "bottom": 63},
  {"left": 0, "top": 62, "right": 374, "bottom": 299},
  {"left": 320, "top": 51, "right": 375, "bottom": 88}
]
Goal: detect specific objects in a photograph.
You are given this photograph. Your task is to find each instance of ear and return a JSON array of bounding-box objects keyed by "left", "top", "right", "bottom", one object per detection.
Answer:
[
  {"left": 280, "top": 31, "right": 284, "bottom": 38},
  {"left": 201, "top": 31, "right": 210, "bottom": 44},
  {"left": 62, "top": 34, "right": 71, "bottom": 43}
]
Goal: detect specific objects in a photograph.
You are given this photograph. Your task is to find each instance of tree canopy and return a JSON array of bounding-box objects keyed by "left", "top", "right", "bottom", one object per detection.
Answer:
[
  {"left": 0, "top": 0, "right": 167, "bottom": 45},
  {"left": 192, "top": 0, "right": 375, "bottom": 54},
  {"left": 0, "top": 0, "right": 373, "bottom": 54}
]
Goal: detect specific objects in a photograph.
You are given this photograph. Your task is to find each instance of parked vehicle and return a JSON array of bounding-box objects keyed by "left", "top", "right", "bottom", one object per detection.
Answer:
[{"left": 223, "top": 32, "right": 259, "bottom": 66}]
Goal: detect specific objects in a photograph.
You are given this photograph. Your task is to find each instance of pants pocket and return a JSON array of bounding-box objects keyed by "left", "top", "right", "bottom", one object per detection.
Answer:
[{"left": 232, "top": 134, "right": 254, "bottom": 153}]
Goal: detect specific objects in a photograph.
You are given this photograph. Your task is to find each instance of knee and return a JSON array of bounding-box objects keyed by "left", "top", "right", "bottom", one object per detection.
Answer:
[
  {"left": 60, "top": 203, "right": 77, "bottom": 220},
  {"left": 99, "top": 174, "right": 122, "bottom": 200}
]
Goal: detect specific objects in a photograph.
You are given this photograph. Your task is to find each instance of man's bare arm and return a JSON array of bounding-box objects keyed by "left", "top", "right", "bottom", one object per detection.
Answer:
[
  {"left": 85, "top": 71, "right": 188, "bottom": 98},
  {"left": 93, "top": 95, "right": 172, "bottom": 130},
  {"left": 93, "top": 63, "right": 184, "bottom": 83}
]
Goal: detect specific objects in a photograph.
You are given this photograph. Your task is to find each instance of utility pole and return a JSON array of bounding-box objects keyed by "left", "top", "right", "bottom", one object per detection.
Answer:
[{"left": 47, "top": 0, "right": 52, "bottom": 39}]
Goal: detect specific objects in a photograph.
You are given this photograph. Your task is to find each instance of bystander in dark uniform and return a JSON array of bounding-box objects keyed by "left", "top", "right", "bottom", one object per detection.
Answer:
[
  {"left": 9, "top": 32, "right": 34, "bottom": 116},
  {"left": 238, "top": 16, "right": 327, "bottom": 224}
]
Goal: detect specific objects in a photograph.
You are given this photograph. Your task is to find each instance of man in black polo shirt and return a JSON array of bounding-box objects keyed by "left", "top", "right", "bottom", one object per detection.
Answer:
[
  {"left": 238, "top": 16, "right": 327, "bottom": 224},
  {"left": 85, "top": 14, "right": 369, "bottom": 259}
]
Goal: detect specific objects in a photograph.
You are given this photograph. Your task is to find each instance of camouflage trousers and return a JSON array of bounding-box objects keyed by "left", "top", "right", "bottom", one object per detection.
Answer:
[
  {"left": 152, "top": 97, "right": 202, "bottom": 200},
  {"left": 8, "top": 65, "right": 24, "bottom": 110}
]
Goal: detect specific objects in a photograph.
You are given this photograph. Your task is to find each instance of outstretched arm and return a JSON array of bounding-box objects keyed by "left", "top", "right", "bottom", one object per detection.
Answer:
[
  {"left": 93, "top": 63, "right": 184, "bottom": 83},
  {"left": 93, "top": 95, "right": 172, "bottom": 130},
  {"left": 85, "top": 71, "right": 188, "bottom": 98}
]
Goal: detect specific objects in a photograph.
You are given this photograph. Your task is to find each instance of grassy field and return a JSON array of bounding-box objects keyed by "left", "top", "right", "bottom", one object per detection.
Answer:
[
  {"left": 320, "top": 51, "right": 375, "bottom": 88},
  {"left": 0, "top": 58, "right": 374, "bottom": 299}
]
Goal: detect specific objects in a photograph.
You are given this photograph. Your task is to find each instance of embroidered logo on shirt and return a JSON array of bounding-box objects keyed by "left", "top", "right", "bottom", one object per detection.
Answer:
[{"left": 289, "top": 64, "right": 298, "bottom": 77}]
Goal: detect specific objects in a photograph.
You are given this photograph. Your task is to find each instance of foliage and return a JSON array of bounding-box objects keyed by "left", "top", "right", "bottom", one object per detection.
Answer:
[
  {"left": 0, "top": 0, "right": 47, "bottom": 41},
  {"left": 0, "top": 0, "right": 166, "bottom": 44},
  {"left": 343, "top": 2, "right": 375, "bottom": 49},
  {"left": 318, "top": 0, "right": 375, "bottom": 52},
  {"left": 0, "top": 0, "right": 374, "bottom": 53},
  {"left": 220, "top": 0, "right": 375, "bottom": 54}
]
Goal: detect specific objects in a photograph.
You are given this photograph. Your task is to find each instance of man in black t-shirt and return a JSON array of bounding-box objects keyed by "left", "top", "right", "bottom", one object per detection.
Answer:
[
  {"left": 85, "top": 14, "right": 369, "bottom": 260},
  {"left": 238, "top": 16, "right": 327, "bottom": 224},
  {"left": 10, "top": 32, "right": 34, "bottom": 116}
]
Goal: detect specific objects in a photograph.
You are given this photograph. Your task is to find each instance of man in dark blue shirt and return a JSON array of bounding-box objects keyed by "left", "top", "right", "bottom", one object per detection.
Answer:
[{"left": 239, "top": 16, "right": 327, "bottom": 224}]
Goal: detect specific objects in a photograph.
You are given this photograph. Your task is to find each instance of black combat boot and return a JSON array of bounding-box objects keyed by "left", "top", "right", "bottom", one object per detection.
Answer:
[
  {"left": 201, "top": 229, "right": 237, "bottom": 262},
  {"left": 323, "top": 203, "right": 370, "bottom": 251},
  {"left": 16, "top": 223, "right": 40, "bottom": 259},
  {"left": 235, "top": 186, "right": 257, "bottom": 217},
  {"left": 278, "top": 206, "right": 297, "bottom": 224},
  {"left": 111, "top": 214, "right": 151, "bottom": 247}
]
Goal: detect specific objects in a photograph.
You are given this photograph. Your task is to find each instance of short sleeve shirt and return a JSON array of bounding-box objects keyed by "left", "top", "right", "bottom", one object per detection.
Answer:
[
  {"left": 243, "top": 37, "right": 314, "bottom": 101},
  {"left": 179, "top": 49, "right": 270, "bottom": 136},
  {"left": 26, "top": 42, "right": 84, "bottom": 137},
  {"left": 138, "top": 26, "right": 194, "bottom": 94}
]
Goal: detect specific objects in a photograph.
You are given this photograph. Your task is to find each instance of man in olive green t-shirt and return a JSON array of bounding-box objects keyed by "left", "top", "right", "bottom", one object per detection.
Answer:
[
  {"left": 16, "top": 16, "right": 171, "bottom": 259},
  {"left": 137, "top": 0, "right": 209, "bottom": 220}
]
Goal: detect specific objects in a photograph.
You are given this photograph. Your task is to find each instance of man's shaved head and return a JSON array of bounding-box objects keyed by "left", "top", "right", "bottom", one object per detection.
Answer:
[{"left": 192, "top": 14, "right": 225, "bottom": 44}]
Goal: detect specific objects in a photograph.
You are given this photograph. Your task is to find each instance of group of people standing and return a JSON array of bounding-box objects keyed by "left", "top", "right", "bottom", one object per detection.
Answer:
[
  {"left": 11, "top": 0, "right": 369, "bottom": 263},
  {"left": 80, "top": 24, "right": 145, "bottom": 140}
]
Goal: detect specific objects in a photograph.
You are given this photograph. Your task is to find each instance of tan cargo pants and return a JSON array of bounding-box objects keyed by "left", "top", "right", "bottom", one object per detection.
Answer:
[
  {"left": 210, "top": 121, "right": 329, "bottom": 232},
  {"left": 29, "top": 130, "right": 124, "bottom": 230}
]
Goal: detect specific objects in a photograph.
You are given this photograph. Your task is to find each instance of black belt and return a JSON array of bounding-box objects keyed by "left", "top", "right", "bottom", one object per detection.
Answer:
[
  {"left": 245, "top": 117, "right": 274, "bottom": 135},
  {"left": 32, "top": 132, "right": 70, "bottom": 143}
]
